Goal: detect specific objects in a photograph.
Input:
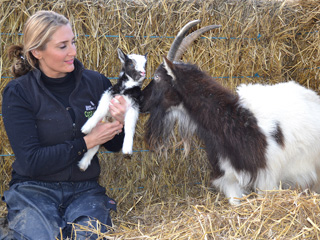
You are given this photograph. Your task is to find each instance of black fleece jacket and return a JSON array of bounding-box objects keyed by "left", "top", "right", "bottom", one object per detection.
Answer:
[{"left": 2, "top": 59, "right": 124, "bottom": 185}]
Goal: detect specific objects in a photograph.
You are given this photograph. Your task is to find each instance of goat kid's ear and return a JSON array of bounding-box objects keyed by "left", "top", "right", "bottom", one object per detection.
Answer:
[
  {"left": 117, "top": 48, "right": 127, "bottom": 64},
  {"left": 144, "top": 52, "right": 148, "bottom": 58},
  {"left": 162, "top": 56, "right": 176, "bottom": 81}
]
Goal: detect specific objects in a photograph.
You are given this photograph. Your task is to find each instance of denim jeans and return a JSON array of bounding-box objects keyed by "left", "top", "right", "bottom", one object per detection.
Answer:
[{"left": 2, "top": 181, "right": 116, "bottom": 240}]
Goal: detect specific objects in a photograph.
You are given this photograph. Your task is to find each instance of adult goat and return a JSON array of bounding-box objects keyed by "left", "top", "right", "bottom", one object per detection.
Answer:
[{"left": 140, "top": 20, "right": 320, "bottom": 204}]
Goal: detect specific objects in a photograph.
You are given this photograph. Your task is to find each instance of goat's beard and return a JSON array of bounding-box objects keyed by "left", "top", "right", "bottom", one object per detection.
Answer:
[{"left": 145, "top": 104, "right": 197, "bottom": 156}]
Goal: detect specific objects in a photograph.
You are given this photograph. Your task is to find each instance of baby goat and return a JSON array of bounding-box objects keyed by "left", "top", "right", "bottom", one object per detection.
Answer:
[
  {"left": 140, "top": 20, "right": 320, "bottom": 204},
  {"left": 79, "top": 48, "right": 147, "bottom": 171}
]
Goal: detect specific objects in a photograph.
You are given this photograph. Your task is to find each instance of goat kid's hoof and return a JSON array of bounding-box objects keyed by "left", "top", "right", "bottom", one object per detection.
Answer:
[
  {"left": 122, "top": 149, "right": 133, "bottom": 155},
  {"left": 122, "top": 152, "right": 133, "bottom": 156},
  {"left": 122, "top": 143, "right": 133, "bottom": 155},
  {"left": 78, "top": 162, "right": 89, "bottom": 172},
  {"left": 81, "top": 125, "right": 92, "bottom": 134}
]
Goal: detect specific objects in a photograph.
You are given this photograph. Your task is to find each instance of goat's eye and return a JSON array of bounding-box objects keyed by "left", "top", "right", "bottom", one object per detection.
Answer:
[
  {"left": 154, "top": 74, "right": 160, "bottom": 82},
  {"left": 128, "top": 63, "right": 134, "bottom": 69}
]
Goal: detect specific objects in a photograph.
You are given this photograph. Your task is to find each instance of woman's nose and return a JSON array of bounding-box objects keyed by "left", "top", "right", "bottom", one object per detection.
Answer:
[{"left": 69, "top": 44, "right": 77, "bottom": 56}]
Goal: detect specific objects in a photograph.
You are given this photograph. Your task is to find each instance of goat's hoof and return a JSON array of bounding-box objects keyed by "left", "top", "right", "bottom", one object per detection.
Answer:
[
  {"left": 122, "top": 149, "right": 133, "bottom": 155},
  {"left": 78, "top": 162, "right": 88, "bottom": 171},
  {"left": 78, "top": 167, "right": 87, "bottom": 172},
  {"left": 81, "top": 126, "right": 91, "bottom": 134},
  {"left": 229, "top": 198, "right": 241, "bottom": 205},
  {"left": 122, "top": 144, "right": 133, "bottom": 155}
]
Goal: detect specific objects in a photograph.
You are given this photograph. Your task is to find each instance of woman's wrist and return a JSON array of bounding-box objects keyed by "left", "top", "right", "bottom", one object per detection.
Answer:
[{"left": 83, "top": 135, "right": 95, "bottom": 150}]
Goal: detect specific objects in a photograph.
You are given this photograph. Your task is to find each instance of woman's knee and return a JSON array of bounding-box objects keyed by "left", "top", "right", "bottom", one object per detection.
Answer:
[{"left": 69, "top": 216, "right": 111, "bottom": 240}]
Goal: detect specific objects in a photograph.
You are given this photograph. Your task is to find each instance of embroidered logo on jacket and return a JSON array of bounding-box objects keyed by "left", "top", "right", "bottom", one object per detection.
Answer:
[{"left": 84, "top": 101, "right": 96, "bottom": 118}]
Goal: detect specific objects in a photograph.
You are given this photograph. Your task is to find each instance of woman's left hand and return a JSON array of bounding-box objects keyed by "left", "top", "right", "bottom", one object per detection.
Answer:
[{"left": 109, "top": 95, "right": 127, "bottom": 124}]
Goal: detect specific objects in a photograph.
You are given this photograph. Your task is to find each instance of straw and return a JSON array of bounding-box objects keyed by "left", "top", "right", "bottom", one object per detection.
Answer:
[{"left": 1, "top": 0, "right": 320, "bottom": 239}]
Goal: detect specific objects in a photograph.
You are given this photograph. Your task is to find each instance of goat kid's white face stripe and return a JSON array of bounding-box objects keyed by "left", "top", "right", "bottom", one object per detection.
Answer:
[{"left": 128, "top": 54, "right": 147, "bottom": 72}]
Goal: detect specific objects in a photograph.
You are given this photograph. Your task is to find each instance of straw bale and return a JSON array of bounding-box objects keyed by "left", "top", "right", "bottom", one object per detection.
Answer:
[
  {"left": 1, "top": 0, "right": 320, "bottom": 239},
  {"left": 69, "top": 189, "right": 320, "bottom": 239}
]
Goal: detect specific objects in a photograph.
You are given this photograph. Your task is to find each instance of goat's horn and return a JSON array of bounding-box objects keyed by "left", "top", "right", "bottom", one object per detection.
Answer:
[
  {"left": 173, "top": 24, "right": 222, "bottom": 62},
  {"left": 167, "top": 20, "right": 201, "bottom": 61}
]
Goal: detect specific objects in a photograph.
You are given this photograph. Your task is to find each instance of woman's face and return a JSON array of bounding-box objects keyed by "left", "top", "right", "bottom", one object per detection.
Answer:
[{"left": 33, "top": 24, "right": 76, "bottom": 78}]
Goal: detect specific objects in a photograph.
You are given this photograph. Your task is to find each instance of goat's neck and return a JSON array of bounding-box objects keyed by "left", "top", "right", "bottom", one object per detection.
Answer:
[
  {"left": 175, "top": 77, "right": 253, "bottom": 134},
  {"left": 118, "top": 72, "right": 141, "bottom": 89}
]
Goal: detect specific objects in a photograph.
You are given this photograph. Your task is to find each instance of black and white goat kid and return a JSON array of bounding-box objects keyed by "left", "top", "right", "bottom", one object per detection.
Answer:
[
  {"left": 140, "top": 20, "right": 320, "bottom": 205},
  {"left": 79, "top": 48, "right": 147, "bottom": 171}
]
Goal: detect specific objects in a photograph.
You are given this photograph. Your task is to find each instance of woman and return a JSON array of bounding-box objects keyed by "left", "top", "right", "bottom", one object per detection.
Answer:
[{"left": 2, "top": 10, "right": 126, "bottom": 239}]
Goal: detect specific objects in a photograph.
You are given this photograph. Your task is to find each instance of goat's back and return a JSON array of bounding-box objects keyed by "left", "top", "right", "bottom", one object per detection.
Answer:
[{"left": 237, "top": 81, "right": 320, "bottom": 191}]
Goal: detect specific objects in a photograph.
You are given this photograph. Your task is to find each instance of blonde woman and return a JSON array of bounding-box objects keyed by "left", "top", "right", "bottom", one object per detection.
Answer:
[{"left": 2, "top": 10, "right": 126, "bottom": 239}]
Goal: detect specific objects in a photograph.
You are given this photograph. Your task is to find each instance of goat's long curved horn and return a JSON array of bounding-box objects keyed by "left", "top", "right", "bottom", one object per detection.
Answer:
[
  {"left": 173, "top": 24, "right": 222, "bottom": 62},
  {"left": 167, "top": 20, "right": 201, "bottom": 61}
]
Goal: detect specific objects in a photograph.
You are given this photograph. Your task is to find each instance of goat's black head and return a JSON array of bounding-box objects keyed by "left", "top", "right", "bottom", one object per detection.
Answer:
[
  {"left": 140, "top": 20, "right": 221, "bottom": 151},
  {"left": 140, "top": 56, "right": 182, "bottom": 113},
  {"left": 140, "top": 58, "right": 185, "bottom": 151},
  {"left": 141, "top": 20, "right": 221, "bottom": 113}
]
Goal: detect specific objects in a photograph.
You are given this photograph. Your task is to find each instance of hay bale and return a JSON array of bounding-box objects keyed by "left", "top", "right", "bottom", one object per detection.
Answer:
[
  {"left": 68, "top": 189, "right": 320, "bottom": 239},
  {"left": 1, "top": 0, "right": 320, "bottom": 239}
]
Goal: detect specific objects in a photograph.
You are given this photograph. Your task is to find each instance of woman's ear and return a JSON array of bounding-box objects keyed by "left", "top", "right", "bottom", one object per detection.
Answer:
[{"left": 31, "top": 49, "right": 42, "bottom": 59}]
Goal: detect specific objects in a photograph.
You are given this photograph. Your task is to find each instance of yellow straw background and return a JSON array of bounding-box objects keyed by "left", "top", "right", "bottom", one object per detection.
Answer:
[{"left": 1, "top": 0, "right": 320, "bottom": 238}]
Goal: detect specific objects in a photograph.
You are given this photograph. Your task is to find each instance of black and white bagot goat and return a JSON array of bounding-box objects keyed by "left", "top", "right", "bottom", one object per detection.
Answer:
[
  {"left": 79, "top": 48, "right": 147, "bottom": 171},
  {"left": 140, "top": 20, "right": 320, "bottom": 204}
]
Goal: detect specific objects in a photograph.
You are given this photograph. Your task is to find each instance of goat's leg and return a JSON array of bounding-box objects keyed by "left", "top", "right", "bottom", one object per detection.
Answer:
[
  {"left": 122, "top": 107, "right": 139, "bottom": 154},
  {"left": 81, "top": 90, "right": 113, "bottom": 134},
  {"left": 212, "top": 173, "right": 246, "bottom": 205},
  {"left": 78, "top": 145, "right": 100, "bottom": 171}
]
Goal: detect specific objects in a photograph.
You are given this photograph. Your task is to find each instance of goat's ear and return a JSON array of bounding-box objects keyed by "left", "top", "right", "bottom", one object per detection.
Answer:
[
  {"left": 162, "top": 56, "right": 176, "bottom": 81},
  {"left": 144, "top": 52, "right": 148, "bottom": 58},
  {"left": 117, "top": 48, "right": 126, "bottom": 64}
]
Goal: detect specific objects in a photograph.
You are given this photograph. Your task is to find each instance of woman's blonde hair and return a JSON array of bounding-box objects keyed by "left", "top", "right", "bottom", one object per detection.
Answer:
[{"left": 8, "top": 11, "right": 70, "bottom": 78}]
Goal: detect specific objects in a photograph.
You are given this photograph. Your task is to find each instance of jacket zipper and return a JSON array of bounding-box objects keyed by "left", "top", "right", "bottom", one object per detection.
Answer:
[{"left": 72, "top": 122, "right": 76, "bottom": 139}]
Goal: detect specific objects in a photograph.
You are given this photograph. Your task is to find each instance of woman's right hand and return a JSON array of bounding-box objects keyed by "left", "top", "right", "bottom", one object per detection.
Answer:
[{"left": 83, "top": 120, "right": 123, "bottom": 150}]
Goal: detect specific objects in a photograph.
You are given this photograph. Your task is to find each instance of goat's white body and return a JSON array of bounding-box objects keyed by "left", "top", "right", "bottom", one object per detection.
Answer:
[
  {"left": 78, "top": 89, "right": 139, "bottom": 171},
  {"left": 212, "top": 81, "right": 320, "bottom": 204}
]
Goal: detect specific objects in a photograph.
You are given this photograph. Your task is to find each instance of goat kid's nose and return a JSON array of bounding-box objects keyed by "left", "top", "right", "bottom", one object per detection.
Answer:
[{"left": 141, "top": 71, "right": 146, "bottom": 76}]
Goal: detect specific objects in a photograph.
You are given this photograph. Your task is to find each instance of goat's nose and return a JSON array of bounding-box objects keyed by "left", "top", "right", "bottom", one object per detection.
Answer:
[{"left": 141, "top": 71, "right": 146, "bottom": 76}]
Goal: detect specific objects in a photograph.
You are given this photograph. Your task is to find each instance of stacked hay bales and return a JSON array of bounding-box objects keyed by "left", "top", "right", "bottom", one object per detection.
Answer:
[{"left": 1, "top": 0, "right": 320, "bottom": 238}]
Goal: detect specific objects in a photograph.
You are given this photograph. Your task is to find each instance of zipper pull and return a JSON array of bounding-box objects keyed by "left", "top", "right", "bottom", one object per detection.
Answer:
[{"left": 72, "top": 123, "right": 76, "bottom": 138}]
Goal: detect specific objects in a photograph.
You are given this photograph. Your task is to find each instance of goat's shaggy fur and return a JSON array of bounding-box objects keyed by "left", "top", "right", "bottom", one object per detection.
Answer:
[
  {"left": 141, "top": 57, "right": 320, "bottom": 204},
  {"left": 78, "top": 48, "right": 147, "bottom": 171}
]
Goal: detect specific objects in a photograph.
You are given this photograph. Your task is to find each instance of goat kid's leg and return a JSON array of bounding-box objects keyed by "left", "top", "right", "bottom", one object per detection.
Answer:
[
  {"left": 81, "top": 91, "right": 113, "bottom": 134},
  {"left": 78, "top": 145, "right": 100, "bottom": 171},
  {"left": 122, "top": 107, "right": 139, "bottom": 154}
]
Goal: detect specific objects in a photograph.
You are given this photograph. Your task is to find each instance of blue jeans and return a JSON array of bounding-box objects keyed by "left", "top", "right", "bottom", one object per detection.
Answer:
[{"left": 2, "top": 181, "right": 116, "bottom": 240}]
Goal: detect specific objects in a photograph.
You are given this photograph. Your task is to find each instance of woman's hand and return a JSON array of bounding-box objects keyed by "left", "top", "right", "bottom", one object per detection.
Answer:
[
  {"left": 83, "top": 120, "right": 123, "bottom": 150},
  {"left": 83, "top": 95, "right": 127, "bottom": 150},
  {"left": 109, "top": 95, "right": 127, "bottom": 124}
]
